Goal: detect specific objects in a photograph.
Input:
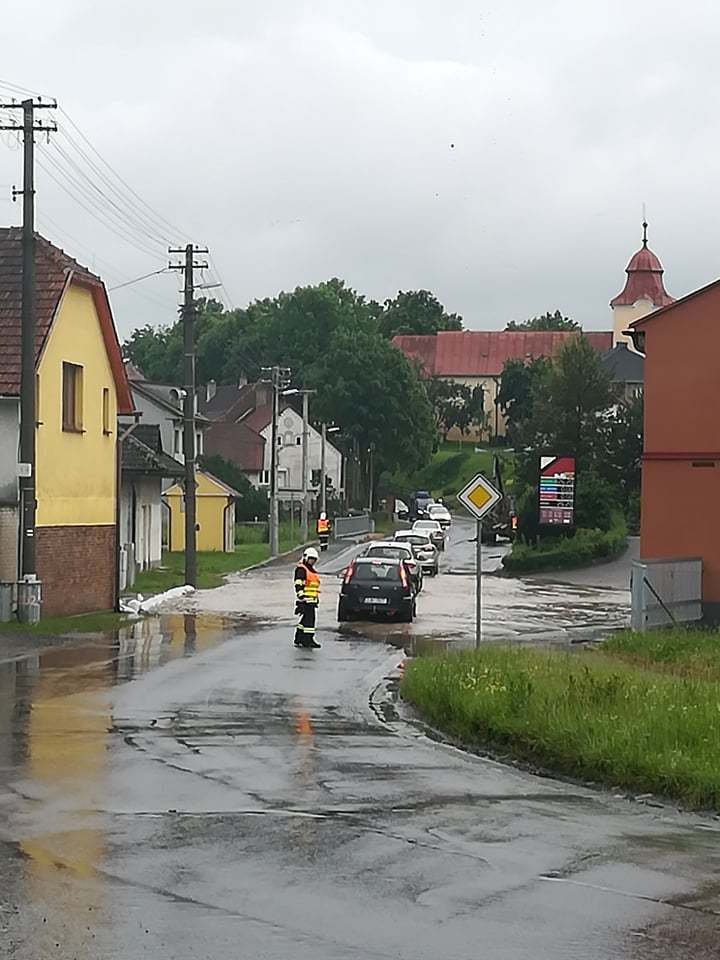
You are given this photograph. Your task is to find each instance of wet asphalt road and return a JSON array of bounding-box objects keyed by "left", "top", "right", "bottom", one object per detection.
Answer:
[{"left": 0, "top": 523, "right": 718, "bottom": 958}]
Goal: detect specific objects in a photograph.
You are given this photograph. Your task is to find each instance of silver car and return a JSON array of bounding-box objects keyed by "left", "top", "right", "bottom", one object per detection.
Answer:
[
  {"left": 427, "top": 502, "right": 452, "bottom": 529},
  {"left": 393, "top": 530, "right": 439, "bottom": 576},
  {"left": 412, "top": 518, "right": 446, "bottom": 552}
]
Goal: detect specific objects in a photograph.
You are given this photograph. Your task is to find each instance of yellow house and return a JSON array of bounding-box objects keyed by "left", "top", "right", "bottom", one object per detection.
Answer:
[
  {"left": 0, "top": 227, "right": 134, "bottom": 615},
  {"left": 164, "top": 470, "right": 239, "bottom": 552}
]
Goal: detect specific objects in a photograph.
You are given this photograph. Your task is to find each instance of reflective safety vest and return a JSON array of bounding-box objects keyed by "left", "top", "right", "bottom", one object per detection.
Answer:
[
  {"left": 295, "top": 562, "right": 320, "bottom": 604},
  {"left": 317, "top": 518, "right": 330, "bottom": 534}
]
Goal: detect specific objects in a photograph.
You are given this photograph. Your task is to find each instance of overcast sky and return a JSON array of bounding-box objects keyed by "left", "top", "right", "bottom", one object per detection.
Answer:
[{"left": 0, "top": 0, "right": 717, "bottom": 339}]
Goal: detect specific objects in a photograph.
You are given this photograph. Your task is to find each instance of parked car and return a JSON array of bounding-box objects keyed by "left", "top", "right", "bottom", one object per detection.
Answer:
[
  {"left": 338, "top": 557, "right": 416, "bottom": 622},
  {"left": 361, "top": 541, "right": 423, "bottom": 593},
  {"left": 412, "top": 518, "right": 446, "bottom": 551},
  {"left": 427, "top": 502, "right": 451, "bottom": 528},
  {"left": 409, "top": 490, "right": 434, "bottom": 521},
  {"left": 393, "top": 530, "right": 439, "bottom": 576}
]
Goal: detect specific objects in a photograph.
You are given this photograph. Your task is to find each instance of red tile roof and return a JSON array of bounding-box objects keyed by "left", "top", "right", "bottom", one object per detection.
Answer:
[
  {"left": 204, "top": 421, "right": 265, "bottom": 473},
  {"left": 0, "top": 227, "right": 133, "bottom": 412},
  {"left": 610, "top": 242, "right": 674, "bottom": 308},
  {"left": 393, "top": 330, "right": 613, "bottom": 377},
  {"left": 241, "top": 404, "right": 273, "bottom": 433}
]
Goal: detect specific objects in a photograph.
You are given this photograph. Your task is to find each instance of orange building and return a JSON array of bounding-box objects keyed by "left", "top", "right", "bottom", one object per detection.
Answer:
[{"left": 630, "top": 279, "right": 720, "bottom": 618}]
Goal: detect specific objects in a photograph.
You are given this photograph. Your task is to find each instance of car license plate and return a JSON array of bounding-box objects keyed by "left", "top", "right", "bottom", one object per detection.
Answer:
[{"left": 364, "top": 597, "right": 388, "bottom": 604}]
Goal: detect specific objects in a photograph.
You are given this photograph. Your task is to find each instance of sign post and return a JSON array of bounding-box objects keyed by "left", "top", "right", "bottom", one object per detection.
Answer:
[{"left": 457, "top": 473, "right": 502, "bottom": 648}]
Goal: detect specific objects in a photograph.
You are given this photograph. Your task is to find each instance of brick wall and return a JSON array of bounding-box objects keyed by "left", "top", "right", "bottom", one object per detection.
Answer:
[
  {"left": 36, "top": 525, "right": 116, "bottom": 616},
  {"left": 0, "top": 507, "right": 18, "bottom": 582}
]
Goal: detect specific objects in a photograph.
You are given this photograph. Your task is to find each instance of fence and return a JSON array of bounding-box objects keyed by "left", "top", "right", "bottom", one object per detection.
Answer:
[
  {"left": 630, "top": 557, "right": 703, "bottom": 631},
  {"left": 333, "top": 513, "right": 375, "bottom": 540}
]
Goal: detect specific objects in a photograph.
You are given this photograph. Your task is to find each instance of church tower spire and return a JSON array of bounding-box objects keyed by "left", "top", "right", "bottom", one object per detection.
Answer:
[{"left": 610, "top": 221, "right": 674, "bottom": 346}]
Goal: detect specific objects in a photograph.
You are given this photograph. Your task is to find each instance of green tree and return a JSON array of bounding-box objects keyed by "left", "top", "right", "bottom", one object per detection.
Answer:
[
  {"left": 124, "top": 279, "right": 438, "bottom": 503},
  {"left": 124, "top": 323, "right": 183, "bottom": 382},
  {"left": 199, "top": 453, "right": 268, "bottom": 521},
  {"left": 519, "top": 336, "right": 614, "bottom": 463},
  {"left": 505, "top": 309, "right": 579, "bottom": 332},
  {"left": 380, "top": 290, "right": 463, "bottom": 339},
  {"left": 497, "top": 356, "right": 552, "bottom": 442}
]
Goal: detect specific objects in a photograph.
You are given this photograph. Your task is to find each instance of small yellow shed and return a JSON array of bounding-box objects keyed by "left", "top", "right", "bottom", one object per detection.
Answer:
[{"left": 164, "top": 470, "right": 239, "bottom": 552}]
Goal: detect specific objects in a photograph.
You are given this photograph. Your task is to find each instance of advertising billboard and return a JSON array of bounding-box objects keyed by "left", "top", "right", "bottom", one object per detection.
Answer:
[{"left": 538, "top": 455, "right": 576, "bottom": 526}]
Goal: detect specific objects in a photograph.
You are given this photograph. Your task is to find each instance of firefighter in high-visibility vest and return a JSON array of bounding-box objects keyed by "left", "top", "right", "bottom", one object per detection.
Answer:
[
  {"left": 316, "top": 512, "right": 331, "bottom": 551},
  {"left": 293, "top": 547, "right": 321, "bottom": 648}
]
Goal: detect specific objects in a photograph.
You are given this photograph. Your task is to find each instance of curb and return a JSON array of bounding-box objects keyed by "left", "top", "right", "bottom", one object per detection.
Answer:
[{"left": 230, "top": 540, "right": 319, "bottom": 577}]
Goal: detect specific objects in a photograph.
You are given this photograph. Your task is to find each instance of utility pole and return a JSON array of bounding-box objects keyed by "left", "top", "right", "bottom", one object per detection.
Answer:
[
  {"left": 320, "top": 422, "right": 327, "bottom": 517},
  {"left": 169, "top": 244, "right": 208, "bottom": 587},
  {"left": 301, "top": 391, "right": 310, "bottom": 541},
  {"left": 0, "top": 98, "right": 57, "bottom": 591},
  {"left": 261, "top": 365, "right": 291, "bottom": 557}
]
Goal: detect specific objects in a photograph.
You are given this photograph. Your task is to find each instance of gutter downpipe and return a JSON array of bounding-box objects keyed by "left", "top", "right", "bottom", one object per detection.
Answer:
[{"left": 116, "top": 414, "right": 141, "bottom": 610}]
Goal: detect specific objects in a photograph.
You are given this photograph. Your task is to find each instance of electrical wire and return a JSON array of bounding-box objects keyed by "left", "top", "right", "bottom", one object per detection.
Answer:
[
  {"left": 108, "top": 268, "right": 169, "bottom": 291},
  {"left": 50, "top": 138, "right": 168, "bottom": 249},
  {"left": 35, "top": 148, "right": 165, "bottom": 259}
]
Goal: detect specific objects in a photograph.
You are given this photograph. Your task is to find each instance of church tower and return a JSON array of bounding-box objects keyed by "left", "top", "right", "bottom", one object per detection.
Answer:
[{"left": 611, "top": 222, "right": 674, "bottom": 345}]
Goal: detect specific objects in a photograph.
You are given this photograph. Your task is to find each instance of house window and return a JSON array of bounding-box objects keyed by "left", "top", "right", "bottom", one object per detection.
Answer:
[
  {"left": 62, "top": 362, "right": 83, "bottom": 432},
  {"left": 260, "top": 469, "right": 270, "bottom": 485},
  {"left": 195, "top": 430, "right": 204, "bottom": 456},
  {"left": 277, "top": 436, "right": 283, "bottom": 446},
  {"left": 102, "top": 387, "right": 111, "bottom": 435},
  {"left": 174, "top": 428, "right": 182, "bottom": 455},
  {"left": 296, "top": 436, "right": 302, "bottom": 446}
]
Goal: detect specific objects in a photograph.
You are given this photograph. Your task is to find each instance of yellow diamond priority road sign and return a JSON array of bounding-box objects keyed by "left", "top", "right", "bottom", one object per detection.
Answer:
[{"left": 457, "top": 472, "right": 502, "bottom": 521}]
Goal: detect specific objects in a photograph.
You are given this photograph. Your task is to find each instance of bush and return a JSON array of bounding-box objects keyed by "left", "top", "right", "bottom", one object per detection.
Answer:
[{"left": 503, "top": 515, "right": 627, "bottom": 573}]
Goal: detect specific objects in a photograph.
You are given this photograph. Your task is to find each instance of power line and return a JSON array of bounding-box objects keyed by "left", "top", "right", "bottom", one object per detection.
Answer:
[
  {"left": 51, "top": 138, "right": 168, "bottom": 248},
  {"left": 39, "top": 143, "right": 166, "bottom": 254},
  {"left": 36, "top": 147, "right": 165, "bottom": 259},
  {"left": 108, "top": 268, "right": 169, "bottom": 291}
]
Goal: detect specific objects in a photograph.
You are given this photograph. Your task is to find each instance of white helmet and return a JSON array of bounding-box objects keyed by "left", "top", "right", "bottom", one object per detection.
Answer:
[{"left": 303, "top": 547, "right": 319, "bottom": 562}]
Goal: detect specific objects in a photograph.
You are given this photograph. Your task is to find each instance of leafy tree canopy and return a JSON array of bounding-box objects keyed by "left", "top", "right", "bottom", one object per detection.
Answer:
[
  {"left": 380, "top": 289, "right": 463, "bottom": 339},
  {"left": 505, "top": 309, "right": 579, "bottom": 332},
  {"left": 124, "top": 280, "right": 437, "bottom": 481}
]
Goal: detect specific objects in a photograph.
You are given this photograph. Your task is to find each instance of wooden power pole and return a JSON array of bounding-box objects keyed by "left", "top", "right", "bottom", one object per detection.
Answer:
[{"left": 169, "top": 244, "right": 208, "bottom": 587}]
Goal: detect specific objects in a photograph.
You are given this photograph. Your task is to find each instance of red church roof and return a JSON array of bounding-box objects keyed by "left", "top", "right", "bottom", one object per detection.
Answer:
[
  {"left": 610, "top": 223, "right": 674, "bottom": 309},
  {"left": 393, "top": 330, "right": 613, "bottom": 378}
]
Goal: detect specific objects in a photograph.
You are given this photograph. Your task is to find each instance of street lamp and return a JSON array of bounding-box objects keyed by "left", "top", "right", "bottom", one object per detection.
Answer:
[
  {"left": 282, "top": 387, "right": 316, "bottom": 542},
  {"left": 261, "top": 365, "right": 291, "bottom": 557}
]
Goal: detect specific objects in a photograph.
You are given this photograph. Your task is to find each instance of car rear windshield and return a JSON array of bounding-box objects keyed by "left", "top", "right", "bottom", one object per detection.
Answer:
[
  {"left": 415, "top": 521, "right": 440, "bottom": 530},
  {"left": 366, "top": 546, "right": 407, "bottom": 560},
  {"left": 415, "top": 491, "right": 431, "bottom": 499},
  {"left": 398, "top": 535, "right": 431, "bottom": 547},
  {"left": 353, "top": 561, "right": 401, "bottom": 582}
]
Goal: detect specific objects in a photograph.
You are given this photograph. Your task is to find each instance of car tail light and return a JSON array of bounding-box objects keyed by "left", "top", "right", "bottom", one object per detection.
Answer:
[
  {"left": 399, "top": 563, "right": 408, "bottom": 589},
  {"left": 344, "top": 562, "right": 355, "bottom": 584}
]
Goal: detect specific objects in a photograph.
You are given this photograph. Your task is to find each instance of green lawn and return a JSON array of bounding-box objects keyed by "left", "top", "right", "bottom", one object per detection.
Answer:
[
  {"left": 0, "top": 610, "right": 131, "bottom": 636},
  {"left": 132, "top": 538, "right": 303, "bottom": 594},
  {"left": 387, "top": 443, "right": 515, "bottom": 506},
  {"left": 402, "top": 629, "right": 720, "bottom": 810}
]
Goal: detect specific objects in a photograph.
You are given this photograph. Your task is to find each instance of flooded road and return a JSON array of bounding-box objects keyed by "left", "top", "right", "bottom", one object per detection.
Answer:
[{"left": 0, "top": 528, "right": 717, "bottom": 958}]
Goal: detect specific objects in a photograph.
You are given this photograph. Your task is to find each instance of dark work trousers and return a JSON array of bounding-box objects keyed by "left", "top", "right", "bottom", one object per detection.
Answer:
[{"left": 294, "top": 602, "right": 317, "bottom": 645}]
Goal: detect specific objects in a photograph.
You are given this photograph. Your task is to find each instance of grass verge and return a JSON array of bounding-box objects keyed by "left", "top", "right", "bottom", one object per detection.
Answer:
[
  {"left": 0, "top": 610, "right": 131, "bottom": 636},
  {"left": 132, "top": 539, "right": 304, "bottom": 594},
  {"left": 401, "top": 637, "right": 720, "bottom": 810}
]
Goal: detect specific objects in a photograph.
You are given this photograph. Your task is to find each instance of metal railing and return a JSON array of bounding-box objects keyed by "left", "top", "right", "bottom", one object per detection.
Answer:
[{"left": 333, "top": 513, "right": 375, "bottom": 540}]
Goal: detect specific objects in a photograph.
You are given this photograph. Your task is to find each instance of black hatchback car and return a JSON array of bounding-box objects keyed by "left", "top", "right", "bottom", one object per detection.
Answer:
[{"left": 337, "top": 557, "right": 416, "bottom": 623}]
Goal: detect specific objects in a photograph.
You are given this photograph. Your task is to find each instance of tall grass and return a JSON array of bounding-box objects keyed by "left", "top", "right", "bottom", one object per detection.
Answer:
[{"left": 401, "top": 644, "right": 720, "bottom": 809}]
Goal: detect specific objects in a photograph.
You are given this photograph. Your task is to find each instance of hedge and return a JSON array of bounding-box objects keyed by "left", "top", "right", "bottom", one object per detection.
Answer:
[{"left": 502, "top": 517, "right": 627, "bottom": 574}]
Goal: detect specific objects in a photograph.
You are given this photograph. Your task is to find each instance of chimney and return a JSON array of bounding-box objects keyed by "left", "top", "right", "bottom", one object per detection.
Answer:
[{"left": 206, "top": 379, "right": 217, "bottom": 403}]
